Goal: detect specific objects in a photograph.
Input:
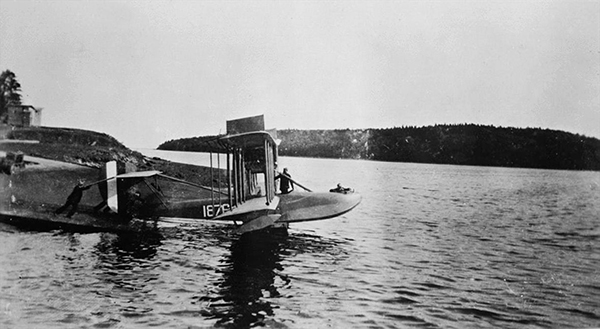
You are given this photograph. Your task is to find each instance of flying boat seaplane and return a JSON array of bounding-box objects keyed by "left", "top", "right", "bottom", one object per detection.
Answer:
[{"left": 0, "top": 115, "right": 361, "bottom": 234}]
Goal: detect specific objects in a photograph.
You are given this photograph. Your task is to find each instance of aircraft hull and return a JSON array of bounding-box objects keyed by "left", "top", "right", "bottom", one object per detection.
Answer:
[
  {"left": 0, "top": 152, "right": 361, "bottom": 233},
  {"left": 0, "top": 207, "right": 151, "bottom": 233},
  {"left": 0, "top": 154, "right": 153, "bottom": 233}
]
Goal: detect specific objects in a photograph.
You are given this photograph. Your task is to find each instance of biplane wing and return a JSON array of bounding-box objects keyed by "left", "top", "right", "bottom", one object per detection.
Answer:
[
  {"left": 220, "top": 131, "right": 280, "bottom": 149},
  {"left": 115, "top": 170, "right": 163, "bottom": 178}
]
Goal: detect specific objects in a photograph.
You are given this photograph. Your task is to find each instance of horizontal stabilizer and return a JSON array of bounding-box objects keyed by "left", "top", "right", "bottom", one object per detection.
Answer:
[{"left": 234, "top": 214, "right": 281, "bottom": 234}]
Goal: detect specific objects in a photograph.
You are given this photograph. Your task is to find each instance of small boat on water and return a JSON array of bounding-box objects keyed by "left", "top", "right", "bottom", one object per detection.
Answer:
[{"left": 0, "top": 115, "right": 361, "bottom": 235}]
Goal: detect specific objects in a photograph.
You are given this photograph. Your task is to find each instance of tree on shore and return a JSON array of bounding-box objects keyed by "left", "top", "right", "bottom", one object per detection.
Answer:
[{"left": 0, "top": 70, "right": 23, "bottom": 123}]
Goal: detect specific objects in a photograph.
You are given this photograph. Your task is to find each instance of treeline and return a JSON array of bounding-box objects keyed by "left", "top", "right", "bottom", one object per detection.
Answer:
[
  {"left": 279, "top": 125, "right": 600, "bottom": 170},
  {"left": 158, "top": 135, "right": 221, "bottom": 153},
  {"left": 158, "top": 124, "right": 600, "bottom": 171}
]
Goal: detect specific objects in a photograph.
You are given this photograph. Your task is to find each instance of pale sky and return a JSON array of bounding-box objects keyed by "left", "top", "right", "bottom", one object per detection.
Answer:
[{"left": 1, "top": 0, "right": 599, "bottom": 148}]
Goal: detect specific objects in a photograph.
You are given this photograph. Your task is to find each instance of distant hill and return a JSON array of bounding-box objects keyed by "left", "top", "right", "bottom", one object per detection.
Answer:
[
  {"left": 2, "top": 126, "right": 144, "bottom": 168},
  {"left": 1, "top": 126, "right": 219, "bottom": 186},
  {"left": 155, "top": 135, "right": 221, "bottom": 153},
  {"left": 159, "top": 124, "right": 600, "bottom": 171},
  {"left": 6, "top": 126, "right": 127, "bottom": 148}
]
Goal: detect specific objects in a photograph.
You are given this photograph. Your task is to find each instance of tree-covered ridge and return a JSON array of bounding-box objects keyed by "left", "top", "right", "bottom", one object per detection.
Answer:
[
  {"left": 158, "top": 135, "right": 221, "bottom": 153},
  {"left": 278, "top": 125, "right": 600, "bottom": 170},
  {"left": 278, "top": 129, "right": 370, "bottom": 159},
  {"left": 159, "top": 124, "right": 600, "bottom": 171}
]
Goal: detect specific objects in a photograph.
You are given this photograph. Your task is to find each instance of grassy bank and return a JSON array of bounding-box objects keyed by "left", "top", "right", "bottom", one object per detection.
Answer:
[{"left": 1, "top": 126, "right": 221, "bottom": 186}]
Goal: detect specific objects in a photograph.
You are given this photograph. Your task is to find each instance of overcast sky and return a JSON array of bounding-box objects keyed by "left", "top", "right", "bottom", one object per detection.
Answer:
[{"left": 1, "top": 1, "right": 598, "bottom": 148}]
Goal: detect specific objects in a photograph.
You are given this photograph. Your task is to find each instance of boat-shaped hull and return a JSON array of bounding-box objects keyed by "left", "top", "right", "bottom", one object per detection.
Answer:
[
  {"left": 0, "top": 153, "right": 153, "bottom": 233},
  {"left": 0, "top": 207, "right": 151, "bottom": 233}
]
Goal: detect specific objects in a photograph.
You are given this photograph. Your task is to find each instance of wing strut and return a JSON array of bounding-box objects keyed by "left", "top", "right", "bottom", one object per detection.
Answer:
[
  {"left": 156, "top": 173, "right": 228, "bottom": 196},
  {"left": 142, "top": 179, "right": 169, "bottom": 210}
]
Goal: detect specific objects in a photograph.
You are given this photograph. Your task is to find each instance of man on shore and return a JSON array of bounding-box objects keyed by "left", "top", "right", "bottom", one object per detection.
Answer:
[{"left": 55, "top": 179, "right": 91, "bottom": 218}]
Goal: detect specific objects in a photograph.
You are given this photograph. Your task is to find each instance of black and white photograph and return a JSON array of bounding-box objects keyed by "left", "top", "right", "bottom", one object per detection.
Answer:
[{"left": 1, "top": 1, "right": 599, "bottom": 328}]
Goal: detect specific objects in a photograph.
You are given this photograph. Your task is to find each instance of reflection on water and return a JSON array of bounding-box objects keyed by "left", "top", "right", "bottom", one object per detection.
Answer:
[
  {"left": 87, "top": 232, "right": 163, "bottom": 325},
  {"left": 94, "top": 231, "right": 161, "bottom": 263},
  {"left": 191, "top": 228, "right": 346, "bottom": 328},
  {"left": 93, "top": 232, "right": 161, "bottom": 296},
  {"left": 199, "top": 229, "right": 289, "bottom": 327}
]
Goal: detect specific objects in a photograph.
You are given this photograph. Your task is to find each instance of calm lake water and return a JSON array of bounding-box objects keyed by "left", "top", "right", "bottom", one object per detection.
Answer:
[{"left": 1, "top": 151, "right": 599, "bottom": 328}]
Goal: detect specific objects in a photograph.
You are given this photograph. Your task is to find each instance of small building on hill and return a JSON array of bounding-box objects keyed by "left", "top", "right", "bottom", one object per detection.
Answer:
[{"left": 4, "top": 105, "right": 42, "bottom": 127}]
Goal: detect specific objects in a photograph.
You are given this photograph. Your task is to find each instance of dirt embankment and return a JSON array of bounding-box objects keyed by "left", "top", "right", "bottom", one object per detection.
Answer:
[{"left": 1, "top": 126, "right": 220, "bottom": 186}]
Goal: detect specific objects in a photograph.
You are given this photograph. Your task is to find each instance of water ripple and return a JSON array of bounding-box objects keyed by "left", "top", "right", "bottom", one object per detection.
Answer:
[{"left": 1, "top": 161, "right": 599, "bottom": 328}]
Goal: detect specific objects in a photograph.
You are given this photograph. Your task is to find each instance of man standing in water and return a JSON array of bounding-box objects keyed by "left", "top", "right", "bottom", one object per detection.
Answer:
[
  {"left": 275, "top": 167, "right": 294, "bottom": 194},
  {"left": 55, "top": 179, "right": 91, "bottom": 218}
]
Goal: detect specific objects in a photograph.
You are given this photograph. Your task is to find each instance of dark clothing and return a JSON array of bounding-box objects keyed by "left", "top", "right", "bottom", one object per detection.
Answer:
[
  {"left": 275, "top": 173, "right": 294, "bottom": 194},
  {"left": 124, "top": 191, "right": 143, "bottom": 220},
  {"left": 55, "top": 184, "right": 90, "bottom": 218},
  {"left": 330, "top": 185, "right": 351, "bottom": 194}
]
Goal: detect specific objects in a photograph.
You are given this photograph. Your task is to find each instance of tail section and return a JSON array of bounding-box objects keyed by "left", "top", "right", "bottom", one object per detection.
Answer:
[{"left": 102, "top": 161, "right": 118, "bottom": 213}]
